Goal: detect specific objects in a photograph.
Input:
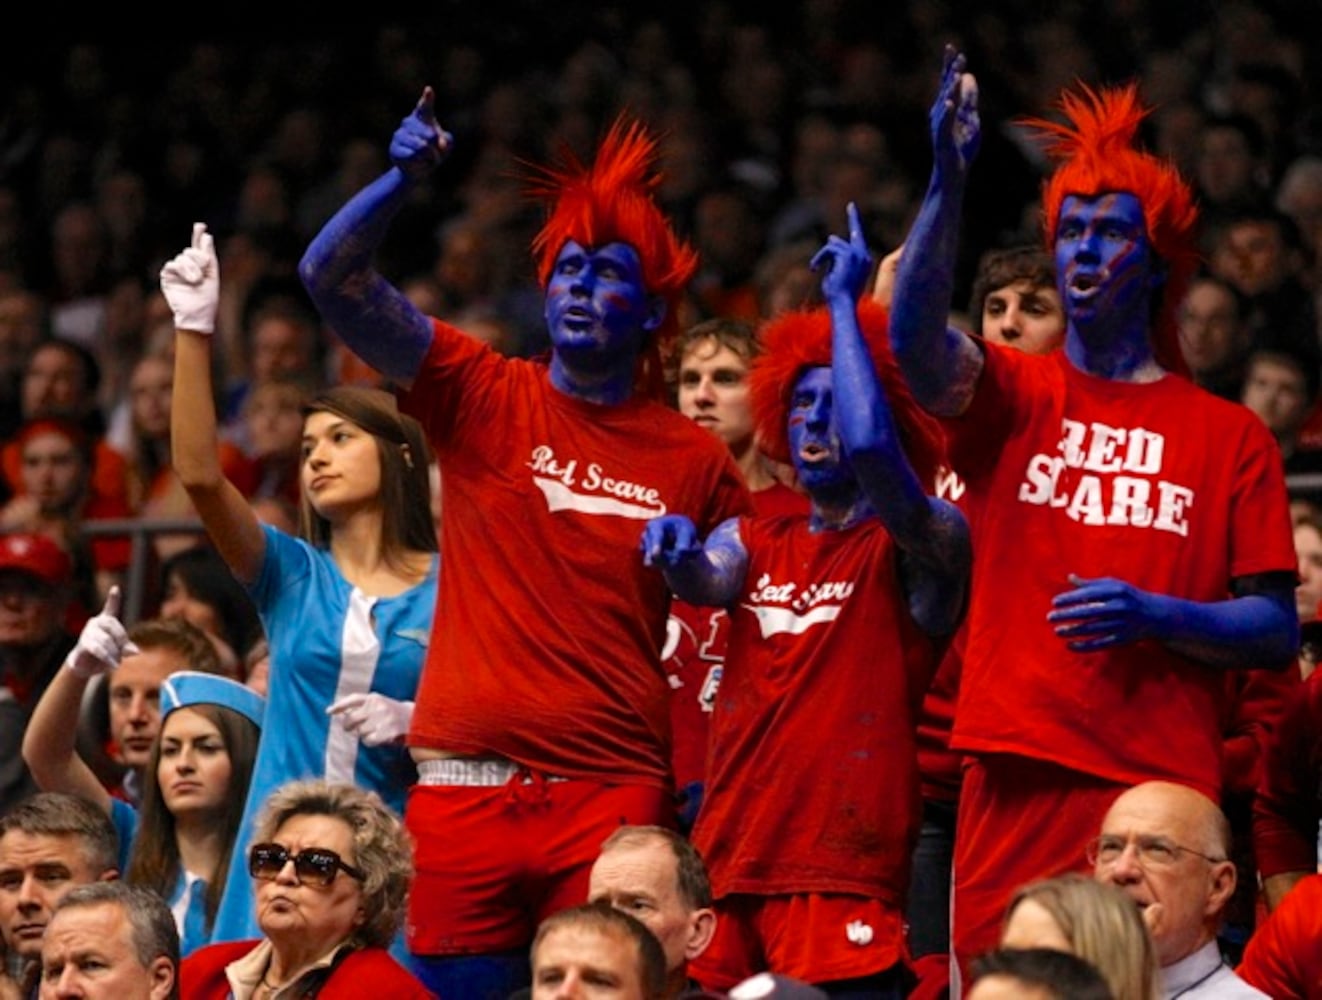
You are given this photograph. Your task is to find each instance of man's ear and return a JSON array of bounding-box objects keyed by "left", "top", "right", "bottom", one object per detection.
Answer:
[
  {"left": 685, "top": 907, "right": 717, "bottom": 961},
  {"left": 148, "top": 955, "right": 175, "bottom": 1000},
  {"left": 1205, "top": 859, "right": 1237, "bottom": 917}
]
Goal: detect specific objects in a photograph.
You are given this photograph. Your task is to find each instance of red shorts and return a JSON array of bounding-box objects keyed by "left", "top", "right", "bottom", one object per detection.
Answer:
[
  {"left": 689, "top": 893, "right": 906, "bottom": 988},
  {"left": 405, "top": 776, "right": 672, "bottom": 954},
  {"left": 950, "top": 755, "right": 1126, "bottom": 990}
]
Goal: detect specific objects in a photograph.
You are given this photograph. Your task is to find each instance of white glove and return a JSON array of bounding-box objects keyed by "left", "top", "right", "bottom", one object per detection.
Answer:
[
  {"left": 326, "top": 692, "right": 415, "bottom": 746},
  {"left": 159, "top": 222, "right": 219, "bottom": 334},
  {"left": 64, "top": 587, "right": 139, "bottom": 680}
]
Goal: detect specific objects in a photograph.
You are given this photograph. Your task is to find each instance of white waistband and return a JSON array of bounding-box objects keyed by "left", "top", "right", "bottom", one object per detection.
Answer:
[{"left": 415, "top": 757, "right": 568, "bottom": 787}]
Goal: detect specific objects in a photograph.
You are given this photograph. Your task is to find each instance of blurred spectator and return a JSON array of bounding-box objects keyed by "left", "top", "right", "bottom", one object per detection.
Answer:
[
  {"left": 1176, "top": 274, "right": 1253, "bottom": 402},
  {"left": 0, "top": 532, "right": 75, "bottom": 815},
  {"left": 1291, "top": 510, "right": 1322, "bottom": 628},
  {"left": 0, "top": 289, "right": 48, "bottom": 441},
  {"left": 3, "top": 337, "right": 132, "bottom": 523},
  {"left": 0, "top": 417, "right": 131, "bottom": 607},
  {"left": 1240, "top": 346, "right": 1322, "bottom": 480},
  {"left": 155, "top": 544, "right": 264, "bottom": 681},
  {"left": 1273, "top": 154, "right": 1322, "bottom": 297},
  {"left": 220, "top": 293, "right": 326, "bottom": 447},
  {"left": 1206, "top": 206, "right": 1320, "bottom": 376},
  {"left": 1192, "top": 113, "right": 1273, "bottom": 243}
]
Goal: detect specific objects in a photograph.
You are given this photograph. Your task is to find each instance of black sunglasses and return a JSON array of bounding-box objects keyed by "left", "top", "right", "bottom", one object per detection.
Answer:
[{"left": 248, "top": 842, "right": 365, "bottom": 888}]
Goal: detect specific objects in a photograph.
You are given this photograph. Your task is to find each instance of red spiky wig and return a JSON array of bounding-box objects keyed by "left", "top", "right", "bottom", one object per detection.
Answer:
[
  {"left": 1023, "top": 82, "right": 1199, "bottom": 376},
  {"left": 528, "top": 115, "right": 699, "bottom": 400},
  {"left": 749, "top": 301, "right": 946, "bottom": 488}
]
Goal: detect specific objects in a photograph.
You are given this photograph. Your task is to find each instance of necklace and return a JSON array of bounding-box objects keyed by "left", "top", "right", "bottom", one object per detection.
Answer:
[{"left": 1169, "top": 959, "right": 1224, "bottom": 999}]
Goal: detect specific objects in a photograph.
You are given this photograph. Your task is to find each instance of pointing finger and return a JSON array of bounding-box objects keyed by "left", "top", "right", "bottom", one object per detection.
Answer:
[{"left": 101, "top": 585, "right": 121, "bottom": 619}]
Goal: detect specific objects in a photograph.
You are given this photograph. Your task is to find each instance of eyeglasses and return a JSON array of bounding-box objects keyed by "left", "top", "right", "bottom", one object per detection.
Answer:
[
  {"left": 1085, "top": 834, "right": 1226, "bottom": 869},
  {"left": 248, "top": 842, "right": 365, "bottom": 888}
]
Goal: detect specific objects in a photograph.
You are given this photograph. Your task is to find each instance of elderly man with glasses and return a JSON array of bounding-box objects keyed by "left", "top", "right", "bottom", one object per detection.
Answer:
[{"left": 1089, "top": 780, "right": 1267, "bottom": 999}]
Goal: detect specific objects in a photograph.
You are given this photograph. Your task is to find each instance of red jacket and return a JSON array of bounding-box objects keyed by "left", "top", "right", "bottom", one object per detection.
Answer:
[{"left": 180, "top": 939, "right": 435, "bottom": 999}]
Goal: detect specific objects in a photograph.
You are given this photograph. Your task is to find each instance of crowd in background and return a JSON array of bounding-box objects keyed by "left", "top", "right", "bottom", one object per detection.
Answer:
[{"left": 4, "top": 4, "right": 1322, "bottom": 998}]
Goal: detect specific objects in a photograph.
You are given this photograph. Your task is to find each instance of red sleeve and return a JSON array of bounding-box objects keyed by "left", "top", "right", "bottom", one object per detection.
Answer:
[
  {"left": 1253, "top": 669, "right": 1322, "bottom": 878},
  {"left": 940, "top": 344, "right": 1037, "bottom": 483},
  {"left": 1221, "top": 666, "right": 1300, "bottom": 797},
  {"left": 1236, "top": 873, "right": 1322, "bottom": 999}
]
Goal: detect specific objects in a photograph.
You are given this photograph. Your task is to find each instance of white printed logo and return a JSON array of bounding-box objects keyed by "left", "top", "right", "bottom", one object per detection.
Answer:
[
  {"left": 1016, "top": 419, "right": 1193, "bottom": 536},
  {"left": 846, "top": 919, "right": 874, "bottom": 946},
  {"left": 527, "top": 445, "right": 666, "bottom": 520},
  {"left": 740, "top": 573, "right": 854, "bottom": 638}
]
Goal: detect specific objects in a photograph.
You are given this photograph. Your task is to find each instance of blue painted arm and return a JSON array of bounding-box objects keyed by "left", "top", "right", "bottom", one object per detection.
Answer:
[
  {"left": 298, "top": 87, "right": 453, "bottom": 385},
  {"left": 814, "top": 203, "right": 971, "bottom": 636},
  {"left": 1048, "top": 573, "right": 1300, "bottom": 669},
  {"left": 640, "top": 516, "right": 748, "bottom": 608},
  {"left": 889, "top": 45, "right": 985, "bottom": 418}
]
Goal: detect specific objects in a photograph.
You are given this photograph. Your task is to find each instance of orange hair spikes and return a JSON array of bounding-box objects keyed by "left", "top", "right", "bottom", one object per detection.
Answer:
[
  {"left": 528, "top": 115, "right": 699, "bottom": 399},
  {"left": 1024, "top": 82, "right": 1200, "bottom": 375},
  {"left": 749, "top": 301, "right": 946, "bottom": 488}
]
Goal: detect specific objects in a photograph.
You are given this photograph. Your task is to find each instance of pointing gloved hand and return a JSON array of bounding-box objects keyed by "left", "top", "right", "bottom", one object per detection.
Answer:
[
  {"left": 159, "top": 222, "right": 220, "bottom": 334},
  {"left": 64, "top": 587, "right": 139, "bottom": 680}
]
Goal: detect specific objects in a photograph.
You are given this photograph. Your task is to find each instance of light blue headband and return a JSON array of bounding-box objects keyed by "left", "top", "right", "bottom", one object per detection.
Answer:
[{"left": 160, "top": 671, "right": 265, "bottom": 728}]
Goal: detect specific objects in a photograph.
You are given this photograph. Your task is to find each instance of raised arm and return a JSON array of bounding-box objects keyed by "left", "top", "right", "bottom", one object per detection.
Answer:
[
  {"left": 815, "top": 204, "right": 970, "bottom": 637},
  {"left": 21, "top": 589, "right": 132, "bottom": 813},
  {"left": 164, "top": 223, "right": 267, "bottom": 584},
  {"left": 640, "top": 516, "right": 748, "bottom": 608},
  {"left": 297, "top": 87, "right": 452, "bottom": 388},
  {"left": 888, "top": 45, "right": 985, "bottom": 417}
]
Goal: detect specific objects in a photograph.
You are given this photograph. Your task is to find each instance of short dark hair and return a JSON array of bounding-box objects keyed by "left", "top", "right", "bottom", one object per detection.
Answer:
[
  {"left": 532, "top": 900, "right": 666, "bottom": 999},
  {"left": 127, "top": 617, "right": 223, "bottom": 678},
  {"left": 971, "top": 947, "right": 1115, "bottom": 1000},
  {"left": 49, "top": 882, "right": 179, "bottom": 999},
  {"left": 598, "top": 825, "right": 713, "bottom": 909},
  {"left": 0, "top": 792, "right": 118, "bottom": 874},
  {"left": 967, "top": 245, "right": 1057, "bottom": 335}
]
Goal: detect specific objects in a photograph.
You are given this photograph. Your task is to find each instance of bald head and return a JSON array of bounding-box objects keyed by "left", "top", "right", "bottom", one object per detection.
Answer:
[{"left": 1092, "top": 782, "right": 1236, "bottom": 967}]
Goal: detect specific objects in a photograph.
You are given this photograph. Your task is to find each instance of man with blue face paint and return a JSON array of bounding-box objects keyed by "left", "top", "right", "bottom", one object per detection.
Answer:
[
  {"left": 888, "top": 48, "right": 1299, "bottom": 987},
  {"left": 298, "top": 89, "right": 752, "bottom": 997},
  {"left": 640, "top": 204, "right": 970, "bottom": 994}
]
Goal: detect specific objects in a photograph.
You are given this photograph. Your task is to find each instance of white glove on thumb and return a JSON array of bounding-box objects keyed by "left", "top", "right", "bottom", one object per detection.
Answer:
[
  {"left": 159, "top": 222, "right": 220, "bottom": 334},
  {"left": 64, "top": 586, "right": 138, "bottom": 680},
  {"left": 326, "top": 692, "right": 415, "bottom": 747}
]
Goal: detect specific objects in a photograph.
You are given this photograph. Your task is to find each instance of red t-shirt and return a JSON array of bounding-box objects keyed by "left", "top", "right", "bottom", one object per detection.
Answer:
[
  {"left": 665, "top": 480, "right": 809, "bottom": 791},
  {"left": 1253, "top": 667, "right": 1322, "bottom": 878},
  {"left": 1236, "top": 873, "right": 1322, "bottom": 999},
  {"left": 944, "top": 347, "right": 1296, "bottom": 797},
  {"left": 400, "top": 322, "right": 752, "bottom": 786},
  {"left": 693, "top": 514, "right": 938, "bottom": 901}
]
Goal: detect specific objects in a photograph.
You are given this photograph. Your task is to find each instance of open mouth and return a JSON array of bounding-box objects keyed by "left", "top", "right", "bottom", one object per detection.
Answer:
[
  {"left": 1068, "top": 270, "right": 1103, "bottom": 300},
  {"left": 799, "top": 442, "right": 829, "bottom": 462}
]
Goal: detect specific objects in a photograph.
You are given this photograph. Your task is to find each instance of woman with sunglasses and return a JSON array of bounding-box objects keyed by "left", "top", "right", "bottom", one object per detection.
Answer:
[
  {"left": 161, "top": 224, "right": 439, "bottom": 946},
  {"left": 180, "top": 779, "right": 431, "bottom": 998}
]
